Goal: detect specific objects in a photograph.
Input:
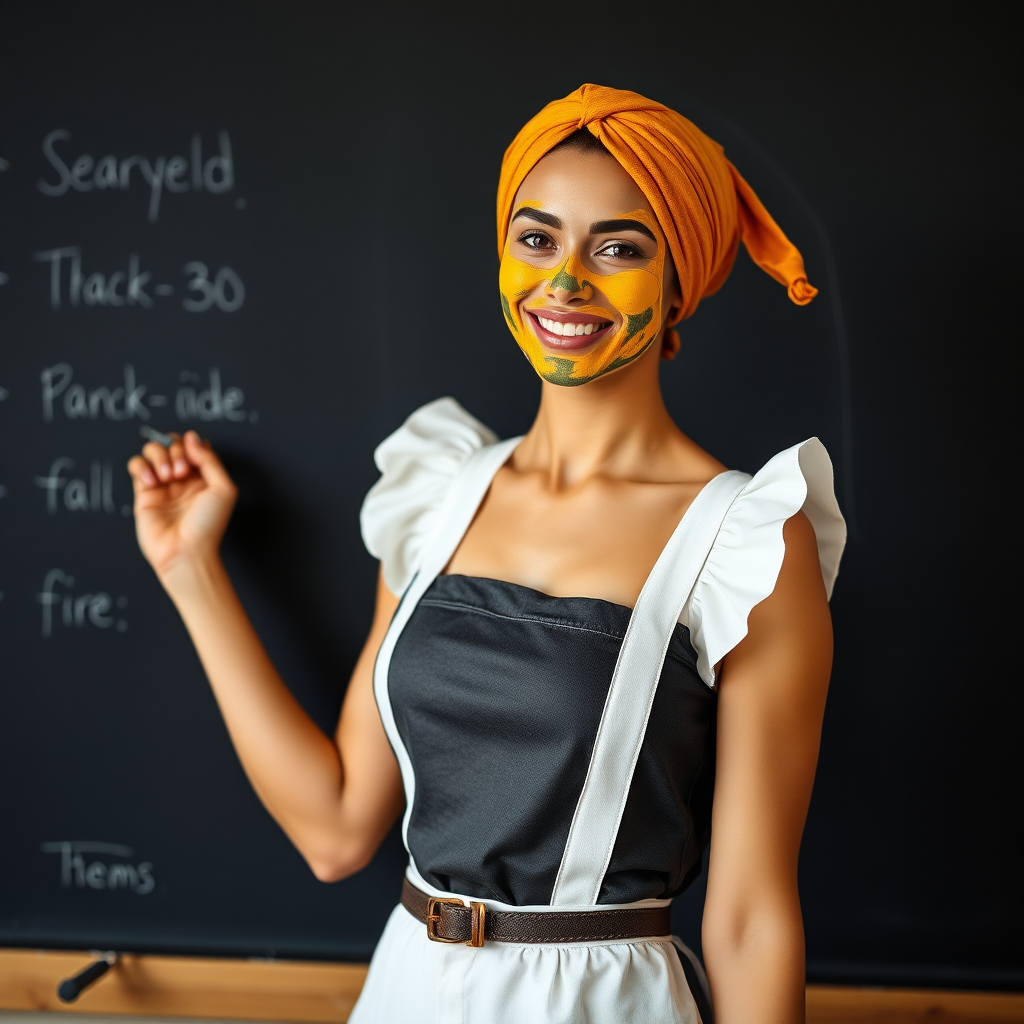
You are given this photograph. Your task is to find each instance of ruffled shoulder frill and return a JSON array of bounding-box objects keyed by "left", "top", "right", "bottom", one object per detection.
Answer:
[
  {"left": 682, "top": 438, "right": 847, "bottom": 687},
  {"left": 360, "top": 398, "right": 499, "bottom": 596}
]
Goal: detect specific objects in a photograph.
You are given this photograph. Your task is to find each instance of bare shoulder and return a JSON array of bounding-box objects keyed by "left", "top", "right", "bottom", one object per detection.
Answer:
[
  {"left": 724, "top": 509, "right": 832, "bottom": 699},
  {"left": 765, "top": 512, "right": 829, "bottom": 622}
]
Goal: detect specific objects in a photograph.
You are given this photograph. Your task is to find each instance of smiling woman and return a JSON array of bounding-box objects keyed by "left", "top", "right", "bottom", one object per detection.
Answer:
[{"left": 128, "top": 84, "right": 846, "bottom": 1024}]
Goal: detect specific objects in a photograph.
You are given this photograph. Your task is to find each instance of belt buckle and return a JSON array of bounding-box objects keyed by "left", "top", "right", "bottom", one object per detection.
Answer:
[{"left": 425, "top": 896, "right": 487, "bottom": 947}]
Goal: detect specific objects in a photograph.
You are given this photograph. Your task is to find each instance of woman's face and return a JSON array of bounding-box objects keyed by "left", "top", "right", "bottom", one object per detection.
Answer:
[{"left": 499, "top": 146, "right": 678, "bottom": 387}]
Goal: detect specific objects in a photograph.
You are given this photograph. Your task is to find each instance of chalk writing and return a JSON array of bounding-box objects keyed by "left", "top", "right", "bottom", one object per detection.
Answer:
[
  {"left": 34, "top": 247, "right": 153, "bottom": 309},
  {"left": 175, "top": 368, "right": 248, "bottom": 422},
  {"left": 33, "top": 248, "right": 244, "bottom": 312},
  {"left": 40, "top": 363, "right": 255, "bottom": 425},
  {"left": 35, "top": 569, "right": 127, "bottom": 637},
  {"left": 183, "top": 262, "right": 244, "bottom": 312},
  {"left": 41, "top": 364, "right": 151, "bottom": 422},
  {"left": 34, "top": 458, "right": 126, "bottom": 515},
  {"left": 40, "top": 841, "right": 155, "bottom": 895},
  {"left": 38, "top": 130, "right": 234, "bottom": 223}
]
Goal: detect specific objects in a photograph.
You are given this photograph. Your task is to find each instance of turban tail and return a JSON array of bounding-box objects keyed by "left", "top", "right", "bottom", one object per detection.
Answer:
[{"left": 496, "top": 84, "right": 817, "bottom": 335}]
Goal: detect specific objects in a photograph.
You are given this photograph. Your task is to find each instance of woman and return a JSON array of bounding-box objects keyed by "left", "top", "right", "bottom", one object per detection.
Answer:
[{"left": 129, "top": 85, "right": 845, "bottom": 1023}]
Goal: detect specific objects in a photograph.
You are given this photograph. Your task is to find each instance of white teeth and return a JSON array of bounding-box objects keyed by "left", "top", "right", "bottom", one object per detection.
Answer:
[{"left": 539, "top": 315, "right": 606, "bottom": 337}]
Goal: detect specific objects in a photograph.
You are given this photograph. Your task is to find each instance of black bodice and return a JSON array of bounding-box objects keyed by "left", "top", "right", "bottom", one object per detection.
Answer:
[{"left": 387, "top": 574, "right": 717, "bottom": 906}]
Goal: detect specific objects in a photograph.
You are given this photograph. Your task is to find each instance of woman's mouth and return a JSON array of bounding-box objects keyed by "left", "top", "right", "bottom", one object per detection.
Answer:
[{"left": 527, "top": 310, "right": 615, "bottom": 350}]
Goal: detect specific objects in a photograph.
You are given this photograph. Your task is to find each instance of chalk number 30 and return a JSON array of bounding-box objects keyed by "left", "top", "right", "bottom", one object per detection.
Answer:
[{"left": 183, "top": 262, "right": 245, "bottom": 312}]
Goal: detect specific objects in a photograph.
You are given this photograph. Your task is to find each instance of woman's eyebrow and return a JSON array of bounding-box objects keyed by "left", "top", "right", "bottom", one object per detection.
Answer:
[
  {"left": 511, "top": 207, "right": 563, "bottom": 229},
  {"left": 589, "top": 218, "right": 657, "bottom": 242}
]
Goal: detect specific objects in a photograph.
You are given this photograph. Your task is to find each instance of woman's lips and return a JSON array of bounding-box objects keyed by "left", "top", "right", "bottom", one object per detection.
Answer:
[{"left": 527, "top": 311, "right": 615, "bottom": 350}]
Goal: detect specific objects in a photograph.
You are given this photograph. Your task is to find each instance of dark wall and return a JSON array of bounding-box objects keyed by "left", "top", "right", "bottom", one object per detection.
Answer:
[{"left": 1, "top": 0, "right": 1019, "bottom": 987}]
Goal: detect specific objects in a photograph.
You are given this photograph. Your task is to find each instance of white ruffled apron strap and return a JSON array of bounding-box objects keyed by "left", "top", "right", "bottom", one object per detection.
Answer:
[
  {"left": 372, "top": 437, "right": 523, "bottom": 856},
  {"left": 550, "top": 470, "right": 751, "bottom": 907}
]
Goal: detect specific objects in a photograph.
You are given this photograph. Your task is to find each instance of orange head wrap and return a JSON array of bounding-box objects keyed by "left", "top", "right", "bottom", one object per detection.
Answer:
[{"left": 497, "top": 84, "right": 817, "bottom": 357}]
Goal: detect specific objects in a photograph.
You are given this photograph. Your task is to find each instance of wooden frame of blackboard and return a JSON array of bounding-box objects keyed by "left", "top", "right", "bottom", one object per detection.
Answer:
[{"left": 2, "top": 950, "right": 1023, "bottom": 1023}]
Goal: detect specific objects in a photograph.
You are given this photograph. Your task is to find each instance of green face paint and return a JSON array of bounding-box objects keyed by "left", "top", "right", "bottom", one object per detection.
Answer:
[
  {"left": 624, "top": 307, "right": 654, "bottom": 345},
  {"left": 500, "top": 292, "right": 518, "bottom": 333},
  {"left": 550, "top": 263, "right": 586, "bottom": 294}
]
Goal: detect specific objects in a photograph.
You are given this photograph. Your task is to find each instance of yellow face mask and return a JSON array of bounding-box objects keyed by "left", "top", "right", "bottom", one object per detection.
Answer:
[{"left": 499, "top": 211, "right": 665, "bottom": 387}]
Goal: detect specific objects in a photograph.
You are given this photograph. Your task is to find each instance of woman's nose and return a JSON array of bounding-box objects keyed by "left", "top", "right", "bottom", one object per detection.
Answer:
[{"left": 546, "top": 254, "right": 593, "bottom": 303}]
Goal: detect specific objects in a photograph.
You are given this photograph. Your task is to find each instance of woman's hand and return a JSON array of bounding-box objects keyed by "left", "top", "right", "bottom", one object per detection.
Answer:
[{"left": 127, "top": 430, "right": 237, "bottom": 579}]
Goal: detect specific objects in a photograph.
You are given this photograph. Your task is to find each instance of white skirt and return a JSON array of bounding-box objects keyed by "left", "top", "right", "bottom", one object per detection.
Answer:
[{"left": 349, "top": 901, "right": 706, "bottom": 1024}]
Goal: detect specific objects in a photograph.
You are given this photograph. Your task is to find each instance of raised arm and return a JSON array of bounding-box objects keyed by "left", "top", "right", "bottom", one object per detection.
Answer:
[
  {"left": 701, "top": 511, "right": 833, "bottom": 1023},
  {"left": 128, "top": 431, "right": 404, "bottom": 882}
]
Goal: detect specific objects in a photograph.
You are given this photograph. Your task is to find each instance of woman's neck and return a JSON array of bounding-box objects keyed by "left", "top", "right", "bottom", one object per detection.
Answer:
[{"left": 513, "top": 344, "right": 687, "bottom": 488}]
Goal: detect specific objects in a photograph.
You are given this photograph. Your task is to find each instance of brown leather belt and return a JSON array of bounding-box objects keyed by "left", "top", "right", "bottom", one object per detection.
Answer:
[{"left": 401, "top": 878, "right": 671, "bottom": 948}]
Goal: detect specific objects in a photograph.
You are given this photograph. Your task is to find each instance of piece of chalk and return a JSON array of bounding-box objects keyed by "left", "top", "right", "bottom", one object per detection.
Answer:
[
  {"left": 57, "top": 951, "right": 119, "bottom": 1003},
  {"left": 139, "top": 426, "right": 174, "bottom": 447}
]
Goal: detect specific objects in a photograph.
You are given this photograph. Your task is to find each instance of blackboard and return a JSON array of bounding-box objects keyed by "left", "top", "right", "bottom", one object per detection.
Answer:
[{"left": 2, "top": 0, "right": 1020, "bottom": 989}]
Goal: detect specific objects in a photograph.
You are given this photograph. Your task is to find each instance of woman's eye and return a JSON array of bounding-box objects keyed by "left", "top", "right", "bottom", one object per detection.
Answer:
[
  {"left": 520, "top": 231, "right": 554, "bottom": 250},
  {"left": 598, "top": 242, "right": 644, "bottom": 259}
]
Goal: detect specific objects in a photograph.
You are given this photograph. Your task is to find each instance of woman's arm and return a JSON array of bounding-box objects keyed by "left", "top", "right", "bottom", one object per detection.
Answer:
[
  {"left": 128, "top": 432, "right": 404, "bottom": 882},
  {"left": 701, "top": 511, "right": 833, "bottom": 1023}
]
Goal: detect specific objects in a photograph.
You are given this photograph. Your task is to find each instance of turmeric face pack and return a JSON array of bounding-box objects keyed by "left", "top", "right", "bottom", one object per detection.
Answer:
[
  {"left": 499, "top": 205, "right": 667, "bottom": 387},
  {"left": 496, "top": 84, "right": 818, "bottom": 355}
]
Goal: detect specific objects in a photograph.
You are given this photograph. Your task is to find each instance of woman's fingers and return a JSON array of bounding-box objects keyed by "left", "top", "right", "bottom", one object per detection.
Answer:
[
  {"left": 165, "top": 436, "right": 191, "bottom": 479},
  {"left": 137, "top": 434, "right": 195, "bottom": 482},
  {"left": 127, "top": 454, "right": 158, "bottom": 489},
  {"left": 128, "top": 431, "right": 235, "bottom": 506},
  {"left": 141, "top": 440, "right": 174, "bottom": 481},
  {"left": 183, "top": 431, "right": 237, "bottom": 497}
]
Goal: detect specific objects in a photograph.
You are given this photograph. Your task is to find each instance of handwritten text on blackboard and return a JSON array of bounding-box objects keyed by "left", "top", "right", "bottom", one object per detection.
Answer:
[{"left": 38, "top": 130, "right": 234, "bottom": 223}]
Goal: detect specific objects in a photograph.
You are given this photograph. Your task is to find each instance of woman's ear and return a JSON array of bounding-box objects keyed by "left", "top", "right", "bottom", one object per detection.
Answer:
[
  {"left": 661, "top": 327, "right": 681, "bottom": 360},
  {"left": 665, "top": 264, "right": 684, "bottom": 322},
  {"left": 660, "top": 267, "right": 685, "bottom": 360}
]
